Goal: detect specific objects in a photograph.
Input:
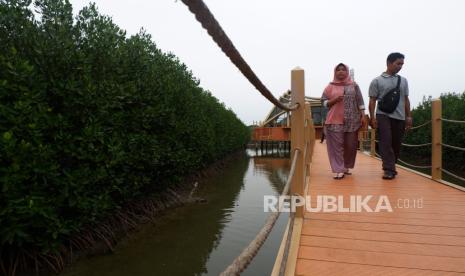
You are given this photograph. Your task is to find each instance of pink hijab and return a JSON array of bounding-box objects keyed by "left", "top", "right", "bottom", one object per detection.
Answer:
[
  {"left": 330, "top": 63, "right": 353, "bottom": 86},
  {"left": 323, "top": 63, "right": 352, "bottom": 125}
]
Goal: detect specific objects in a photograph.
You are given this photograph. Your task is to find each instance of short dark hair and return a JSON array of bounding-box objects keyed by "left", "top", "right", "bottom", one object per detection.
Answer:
[{"left": 387, "top": 52, "right": 405, "bottom": 64}]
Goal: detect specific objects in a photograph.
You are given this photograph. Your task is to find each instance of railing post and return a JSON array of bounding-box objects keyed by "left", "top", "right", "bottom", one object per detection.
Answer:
[
  {"left": 304, "top": 103, "right": 311, "bottom": 177},
  {"left": 370, "top": 128, "right": 376, "bottom": 157},
  {"left": 306, "top": 104, "right": 315, "bottom": 162},
  {"left": 431, "top": 99, "right": 442, "bottom": 180},
  {"left": 291, "top": 67, "right": 305, "bottom": 218}
]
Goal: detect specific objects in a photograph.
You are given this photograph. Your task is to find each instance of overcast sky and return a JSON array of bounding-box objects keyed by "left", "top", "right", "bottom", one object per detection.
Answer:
[{"left": 68, "top": 0, "right": 465, "bottom": 125}]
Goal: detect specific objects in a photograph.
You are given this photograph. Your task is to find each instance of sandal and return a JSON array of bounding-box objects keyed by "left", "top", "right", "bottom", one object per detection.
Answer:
[{"left": 333, "top": 173, "right": 345, "bottom": 179}]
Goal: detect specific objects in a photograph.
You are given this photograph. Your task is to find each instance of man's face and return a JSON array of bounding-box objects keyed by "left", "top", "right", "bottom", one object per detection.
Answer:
[{"left": 388, "top": 58, "right": 404, "bottom": 74}]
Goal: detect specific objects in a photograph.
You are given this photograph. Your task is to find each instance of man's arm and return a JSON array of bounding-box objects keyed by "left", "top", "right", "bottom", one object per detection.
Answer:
[
  {"left": 369, "top": 97, "right": 377, "bottom": 128},
  {"left": 405, "top": 95, "right": 412, "bottom": 129},
  {"left": 368, "top": 79, "right": 378, "bottom": 129}
]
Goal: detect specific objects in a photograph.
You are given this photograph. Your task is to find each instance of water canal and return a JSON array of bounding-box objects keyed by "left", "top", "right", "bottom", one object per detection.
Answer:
[{"left": 61, "top": 149, "right": 290, "bottom": 276}]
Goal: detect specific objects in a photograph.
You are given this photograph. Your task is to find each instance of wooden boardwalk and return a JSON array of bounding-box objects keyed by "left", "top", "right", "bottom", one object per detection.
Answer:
[{"left": 293, "top": 142, "right": 465, "bottom": 275}]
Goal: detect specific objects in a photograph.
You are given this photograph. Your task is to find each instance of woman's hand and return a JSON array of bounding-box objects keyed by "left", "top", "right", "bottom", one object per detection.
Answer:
[
  {"left": 329, "top": 95, "right": 344, "bottom": 107},
  {"left": 370, "top": 117, "right": 377, "bottom": 129},
  {"left": 360, "top": 114, "right": 368, "bottom": 129}
]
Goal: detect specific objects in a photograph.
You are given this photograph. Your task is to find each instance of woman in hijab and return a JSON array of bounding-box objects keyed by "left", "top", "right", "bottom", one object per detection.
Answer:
[{"left": 322, "top": 63, "right": 366, "bottom": 179}]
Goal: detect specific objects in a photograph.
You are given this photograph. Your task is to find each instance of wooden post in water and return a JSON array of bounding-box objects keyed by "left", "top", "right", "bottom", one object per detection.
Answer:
[
  {"left": 431, "top": 99, "right": 442, "bottom": 180},
  {"left": 370, "top": 128, "right": 376, "bottom": 157},
  {"left": 291, "top": 67, "right": 305, "bottom": 218}
]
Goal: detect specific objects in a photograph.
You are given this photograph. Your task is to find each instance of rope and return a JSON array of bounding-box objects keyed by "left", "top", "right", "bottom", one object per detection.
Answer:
[
  {"left": 280, "top": 151, "right": 299, "bottom": 202},
  {"left": 441, "top": 143, "right": 465, "bottom": 152},
  {"left": 441, "top": 168, "right": 465, "bottom": 183},
  {"left": 278, "top": 141, "right": 308, "bottom": 275},
  {"left": 401, "top": 142, "right": 432, "bottom": 148},
  {"left": 180, "top": 0, "right": 297, "bottom": 111},
  {"left": 375, "top": 145, "right": 432, "bottom": 169},
  {"left": 397, "top": 158, "right": 432, "bottom": 169},
  {"left": 410, "top": 120, "right": 431, "bottom": 130},
  {"left": 275, "top": 140, "right": 309, "bottom": 274},
  {"left": 441, "top": 118, "right": 465, "bottom": 124},
  {"left": 220, "top": 149, "right": 300, "bottom": 276}
]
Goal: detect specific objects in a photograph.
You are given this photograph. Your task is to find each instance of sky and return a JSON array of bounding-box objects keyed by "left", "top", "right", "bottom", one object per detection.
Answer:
[{"left": 68, "top": 0, "right": 465, "bottom": 125}]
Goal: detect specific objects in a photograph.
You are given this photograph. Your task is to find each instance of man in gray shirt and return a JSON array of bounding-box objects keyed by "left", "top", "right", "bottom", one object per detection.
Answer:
[{"left": 369, "top": 52, "right": 412, "bottom": 179}]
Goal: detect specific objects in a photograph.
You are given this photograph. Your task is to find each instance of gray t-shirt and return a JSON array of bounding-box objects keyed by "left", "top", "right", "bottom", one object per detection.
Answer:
[{"left": 369, "top": 72, "right": 409, "bottom": 120}]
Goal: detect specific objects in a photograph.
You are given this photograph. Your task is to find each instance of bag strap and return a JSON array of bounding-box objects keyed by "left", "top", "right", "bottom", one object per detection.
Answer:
[{"left": 395, "top": 76, "right": 401, "bottom": 90}]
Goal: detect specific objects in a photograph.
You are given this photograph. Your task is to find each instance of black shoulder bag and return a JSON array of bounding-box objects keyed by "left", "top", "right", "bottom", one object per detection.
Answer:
[{"left": 378, "top": 76, "right": 401, "bottom": 113}]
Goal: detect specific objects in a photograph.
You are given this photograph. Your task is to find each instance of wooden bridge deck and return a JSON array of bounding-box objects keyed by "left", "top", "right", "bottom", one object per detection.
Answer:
[{"left": 292, "top": 142, "right": 465, "bottom": 275}]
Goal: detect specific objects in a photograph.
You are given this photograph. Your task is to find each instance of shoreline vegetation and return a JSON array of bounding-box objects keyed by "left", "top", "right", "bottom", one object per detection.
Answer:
[
  {"left": 55, "top": 150, "right": 245, "bottom": 276},
  {"left": 0, "top": 1, "right": 249, "bottom": 275}
]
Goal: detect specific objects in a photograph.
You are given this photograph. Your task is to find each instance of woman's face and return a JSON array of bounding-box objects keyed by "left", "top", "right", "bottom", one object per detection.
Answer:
[{"left": 335, "top": 65, "right": 348, "bottom": 81}]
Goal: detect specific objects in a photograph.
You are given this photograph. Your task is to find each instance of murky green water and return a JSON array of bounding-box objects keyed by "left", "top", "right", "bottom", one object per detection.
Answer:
[{"left": 61, "top": 149, "right": 290, "bottom": 276}]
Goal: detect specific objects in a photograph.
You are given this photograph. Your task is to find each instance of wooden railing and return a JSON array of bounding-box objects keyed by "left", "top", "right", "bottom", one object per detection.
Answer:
[
  {"left": 360, "top": 98, "right": 465, "bottom": 187},
  {"left": 270, "top": 68, "right": 315, "bottom": 276},
  {"left": 287, "top": 67, "right": 316, "bottom": 218}
]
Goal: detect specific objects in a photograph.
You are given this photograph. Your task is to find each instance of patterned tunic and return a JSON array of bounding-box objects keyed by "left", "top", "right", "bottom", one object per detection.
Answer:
[{"left": 324, "top": 84, "right": 364, "bottom": 133}]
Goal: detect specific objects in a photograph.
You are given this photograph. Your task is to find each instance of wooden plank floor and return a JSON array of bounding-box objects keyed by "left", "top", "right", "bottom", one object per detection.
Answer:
[{"left": 296, "top": 143, "right": 465, "bottom": 275}]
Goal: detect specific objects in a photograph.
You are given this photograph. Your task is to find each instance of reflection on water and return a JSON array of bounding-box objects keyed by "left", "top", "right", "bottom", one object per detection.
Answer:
[{"left": 61, "top": 149, "right": 290, "bottom": 276}]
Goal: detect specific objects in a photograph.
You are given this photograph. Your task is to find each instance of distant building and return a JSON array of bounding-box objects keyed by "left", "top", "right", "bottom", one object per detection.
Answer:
[{"left": 251, "top": 91, "right": 326, "bottom": 141}]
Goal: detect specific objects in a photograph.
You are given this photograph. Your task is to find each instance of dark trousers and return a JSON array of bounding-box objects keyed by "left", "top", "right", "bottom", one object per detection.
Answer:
[{"left": 377, "top": 114, "right": 405, "bottom": 172}]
